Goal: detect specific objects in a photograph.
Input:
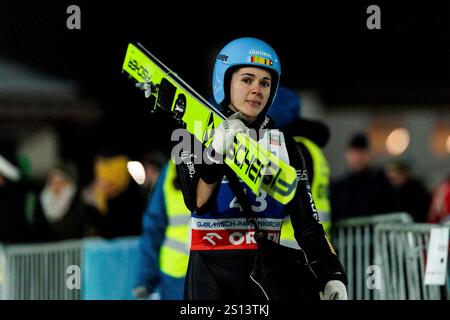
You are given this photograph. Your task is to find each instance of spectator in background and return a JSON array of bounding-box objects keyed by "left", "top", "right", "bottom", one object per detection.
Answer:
[
  {"left": 384, "top": 161, "right": 431, "bottom": 223},
  {"left": 267, "top": 86, "right": 333, "bottom": 240},
  {"left": 283, "top": 118, "right": 332, "bottom": 239},
  {"left": 133, "top": 159, "right": 190, "bottom": 300},
  {"left": 0, "top": 142, "right": 35, "bottom": 243},
  {"left": 83, "top": 150, "right": 147, "bottom": 239},
  {"left": 427, "top": 173, "right": 450, "bottom": 224},
  {"left": 139, "top": 150, "right": 168, "bottom": 199},
  {"left": 330, "top": 132, "right": 399, "bottom": 223},
  {"left": 33, "top": 162, "right": 87, "bottom": 241}
]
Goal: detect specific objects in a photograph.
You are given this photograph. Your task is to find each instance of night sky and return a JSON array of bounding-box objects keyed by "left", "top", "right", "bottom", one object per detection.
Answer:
[{"left": 1, "top": 1, "right": 449, "bottom": 101}]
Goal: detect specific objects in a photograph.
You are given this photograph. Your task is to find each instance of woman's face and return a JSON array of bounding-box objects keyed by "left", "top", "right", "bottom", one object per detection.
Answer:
[{"left": 229, "top": 67, "right": 272, "bottom": 123}]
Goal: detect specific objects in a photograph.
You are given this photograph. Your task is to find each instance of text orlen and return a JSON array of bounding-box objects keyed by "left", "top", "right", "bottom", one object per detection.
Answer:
[{"left": 191, "top": 229, "right": 281, "bottom": 249}]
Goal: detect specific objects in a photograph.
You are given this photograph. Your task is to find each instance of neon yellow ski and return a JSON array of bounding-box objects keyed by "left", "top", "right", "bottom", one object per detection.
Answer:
[{"left": 122, "top": 43, "right": 297, "bottom": 205}]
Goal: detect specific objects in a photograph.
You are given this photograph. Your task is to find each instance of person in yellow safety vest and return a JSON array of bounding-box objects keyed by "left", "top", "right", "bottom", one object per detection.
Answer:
[
  {"left": 133, "top": 159, "right": 190, "bottom": 300},
  {"left": 279, "top": 131, "right": 332, "bottom": 247},
  {"left": 267, "top": 87, "right": 332, "bottom": 249}
]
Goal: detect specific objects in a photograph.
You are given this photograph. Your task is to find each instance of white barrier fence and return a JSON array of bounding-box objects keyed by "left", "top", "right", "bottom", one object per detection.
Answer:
[
  {"left": 374, "top": 223, "right": 449, "bottom": 300},
  {"left": 1, "top": 215, "right": 448, "bottom": 300},
  {"left": 333, "top": 212, "right": 413, "bottom": 300},
  {"left": 0, "top": 240, "right": 82, "bottom": 300},
  {"left": 333, "top": 213, "right": 449, "bottom": 300}
]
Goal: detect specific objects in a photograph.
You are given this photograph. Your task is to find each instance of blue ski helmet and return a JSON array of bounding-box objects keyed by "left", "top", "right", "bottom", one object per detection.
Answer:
[{"left": 212, "top": 37, "right": 281, "bottom": 112}]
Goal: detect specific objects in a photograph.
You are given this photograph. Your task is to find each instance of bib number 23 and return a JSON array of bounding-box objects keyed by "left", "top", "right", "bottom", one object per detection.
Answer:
[{"left": 229, "top": 190, "right": 268, "bottom": 213}]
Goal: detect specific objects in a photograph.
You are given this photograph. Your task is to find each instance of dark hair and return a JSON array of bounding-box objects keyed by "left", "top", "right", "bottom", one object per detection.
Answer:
[
  {"left": 348, "top": 132, "right": 370, "bottom": 150},
  {"left": 385, "top": 161, "right": 411, "bottom": 176},
  {"left": 51, "top": 162, "right": 79, "bottom": 185}
]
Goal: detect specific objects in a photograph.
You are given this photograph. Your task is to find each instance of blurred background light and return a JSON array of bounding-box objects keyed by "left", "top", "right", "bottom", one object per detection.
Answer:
[
  {"left": 127, "top": 161, "right": 145, "bottom": 185},
  {"left": 385, "top": 127, "right": 410, "bottom": 155},
  {"left": 446, "top": 135, "right": 450, "bottom": 154}
]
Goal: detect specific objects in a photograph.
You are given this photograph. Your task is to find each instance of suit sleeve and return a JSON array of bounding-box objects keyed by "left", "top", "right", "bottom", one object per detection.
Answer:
[
  {"left": 284, "top": 134, "right": 348, "bottom": 289},
  {"left": 172, "top": 130, "right": 202, "bottom": 212},
  {"left": 174, "top": 131, "right": 224, "bottom": 213}
]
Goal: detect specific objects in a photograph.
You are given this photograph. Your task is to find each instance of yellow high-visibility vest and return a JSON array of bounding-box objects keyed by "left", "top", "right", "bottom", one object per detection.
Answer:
[
  {"left": 159, "top": 161, "right": 191, "bottom": 278},
  {"left": 280, "top": 136, "right": 332, "bottom": 248}
]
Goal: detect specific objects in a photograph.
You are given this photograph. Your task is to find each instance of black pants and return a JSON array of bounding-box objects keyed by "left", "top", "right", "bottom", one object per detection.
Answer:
[{"left": 184, "top": 249, "right": 266, "bottom": 300}]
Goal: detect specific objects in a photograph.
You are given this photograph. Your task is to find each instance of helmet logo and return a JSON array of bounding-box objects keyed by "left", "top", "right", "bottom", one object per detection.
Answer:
[
  {"left": 248, "top": 55, "right": 273, "bottom": 66},
  {"left": 249, "top": 49, "right": 272, "bottom": 59},
  {"left": 217, "top": 54, "right": 229, "bottom": 62}
]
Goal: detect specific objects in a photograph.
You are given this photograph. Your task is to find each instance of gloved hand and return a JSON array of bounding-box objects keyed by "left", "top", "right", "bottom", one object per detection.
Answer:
[
  {"left": 135, "top": 82, "right": 153, "bottom": 98},
  {"left": 132, "top": 286, "right": 150, "bottom": 299},
  {"left": 132, "top": 286, "right": 161, "bottom": 300},
  {"left": 211, "top": 112, "right": 248, "bottom": 155},
  {"left": 320, "top": 280, "right": 348, "bottom": 300}
]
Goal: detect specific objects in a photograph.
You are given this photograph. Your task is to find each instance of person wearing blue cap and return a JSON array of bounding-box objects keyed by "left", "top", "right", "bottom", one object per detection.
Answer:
[
  {"left": 173, "top": 38, "right": 348, "bottom": 300},
  {"left": 268, "top": 87, "right": 333, "bottom": 242}
]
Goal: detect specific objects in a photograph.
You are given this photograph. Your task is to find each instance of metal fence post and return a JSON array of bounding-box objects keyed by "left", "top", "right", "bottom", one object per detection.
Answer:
[{"left": 333, "top": 212, "right": 413, "bottom": 300}]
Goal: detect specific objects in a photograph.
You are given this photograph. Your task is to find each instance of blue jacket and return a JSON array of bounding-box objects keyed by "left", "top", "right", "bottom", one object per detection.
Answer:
[{"left": 135, "top": 164, "right": 168, "bottom": 292}]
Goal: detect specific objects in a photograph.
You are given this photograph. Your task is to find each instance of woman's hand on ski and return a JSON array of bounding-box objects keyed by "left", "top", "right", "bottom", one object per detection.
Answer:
[
  {"left": 211, "top": 112, "right": 248, "bottom": 155},
  {"left": 135, "top": 82, "right": 153, "bottom": 98}
]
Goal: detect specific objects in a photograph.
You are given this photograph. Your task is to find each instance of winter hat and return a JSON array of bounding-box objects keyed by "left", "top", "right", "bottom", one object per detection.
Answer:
[
  {"left": 348, "top": 132, "right": 370, "bottom": 150},
  {"left": 267, "top": 86, "right": 302, "bottom": 128},
  {"left": 48, "top": 162, "right": 79, "bottom": 186}
]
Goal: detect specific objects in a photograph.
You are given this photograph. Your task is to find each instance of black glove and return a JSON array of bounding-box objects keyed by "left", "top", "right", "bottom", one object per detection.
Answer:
[
  {"left": 309, "top": 254, "right": 348, "bottom": 290},
  {"left": 199, "top": 146, "right": 226, "bottom": 184},
  {"left": 296, "top": 222, "right": 348, "bottom": 290}
]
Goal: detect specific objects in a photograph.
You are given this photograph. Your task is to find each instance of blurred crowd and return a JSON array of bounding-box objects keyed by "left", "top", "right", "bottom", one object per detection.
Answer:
[
  {"left": 330, "top": 132, "right": 440, "bottom": 223},
  {"left": 329, "top": 132, "right": 446, "bottom": 224},
  {"left": 0, "top": 139, "right": 168, "bottom": 244},
  {"left": 1, "top": 121, "right": 449, "bottom": 247}
]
